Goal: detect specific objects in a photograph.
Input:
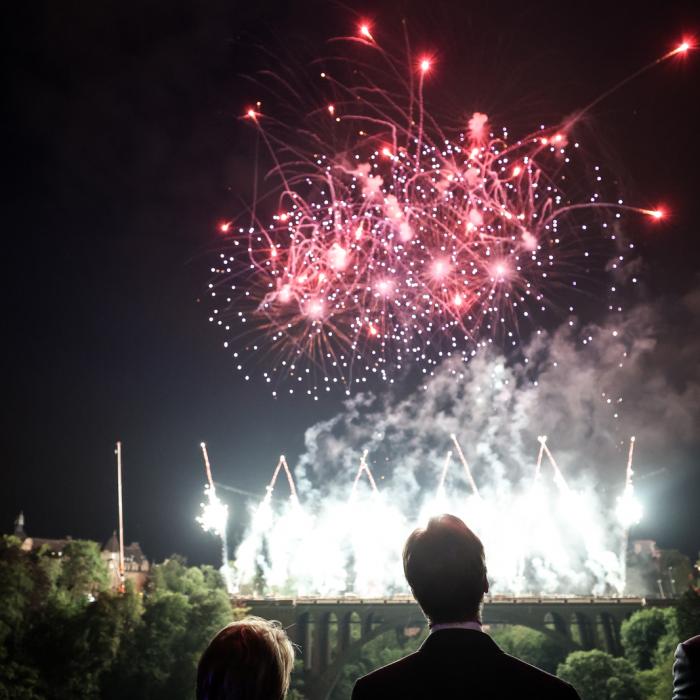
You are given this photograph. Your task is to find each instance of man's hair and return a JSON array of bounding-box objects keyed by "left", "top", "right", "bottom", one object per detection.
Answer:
[
  {"left": 403, "top": 514, "right": 487, "bottom": 624},
  {"left": 196, "top": 616, "right": 295, "bottom": 700}
]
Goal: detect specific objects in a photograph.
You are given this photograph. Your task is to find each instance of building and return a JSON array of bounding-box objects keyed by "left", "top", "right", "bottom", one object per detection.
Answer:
[
  {"left": 102, "top": 530, "right": 150, "bottom": 591},
  {"left": 13, "top": 511, "right": 150, "bottom": 591}
]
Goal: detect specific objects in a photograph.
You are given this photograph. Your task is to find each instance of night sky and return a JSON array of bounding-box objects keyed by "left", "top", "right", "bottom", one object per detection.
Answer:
[{"left": 5, "top": 0, "right": 700, "bottom": 568}]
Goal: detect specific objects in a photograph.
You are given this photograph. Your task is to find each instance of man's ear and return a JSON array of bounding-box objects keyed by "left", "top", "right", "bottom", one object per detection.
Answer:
[{"left": 483, "top": 573, "right": 489, "bottom": 595}]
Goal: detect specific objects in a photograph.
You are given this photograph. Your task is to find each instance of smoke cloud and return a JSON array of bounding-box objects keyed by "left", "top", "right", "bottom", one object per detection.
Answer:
[{"left": 233, "top": 289, "right": 700, "bottom": 597}]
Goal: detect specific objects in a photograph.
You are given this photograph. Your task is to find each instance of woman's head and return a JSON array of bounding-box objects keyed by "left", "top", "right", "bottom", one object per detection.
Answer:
[{"left": 196, "top": 617, "right": 295, "bottom": 700}]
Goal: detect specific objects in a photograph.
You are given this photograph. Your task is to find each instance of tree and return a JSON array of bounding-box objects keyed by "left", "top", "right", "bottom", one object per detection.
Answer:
[
  {"left": 147, "top": 555, "right": 208, "bottom": 596},
  {"left": 0, "top": 537, "right": 43, "bottom": 698},
  {"left": 108, "top": 556, "right": 233, "bottom": 700},
  {"left": 676, "top": 588, "right": 700, "bottom": 641},
  {"left": 55, "top": 540, "right": 109, "bottom": 601},
  {"left": 0, "top": 538, "right": 237, "bottom": 700},
  {"left": 620, "top": 607, "right": 675, "bottom": 670},
  {"left": 557, "top": 650, "right": 642, "bottom": 700},
  {"left": 636, "top": 660, "right": 674, "bottom": 700},
  {"left": 28, "top": 586, "right": 142, "bottom": 699},
  {"left": 287, "top": 659, "right": 308, "bottom": 700},
  {"left": 0, "top": 536, "right": 37, "bottom": 647},
  {"left": 0, "top": 536, "right": 130, "bottom": 700},
  {"left": 658, "top": 549, "right": 693, "bottom": 596},
  {"left": 490, "top": 625, "right": 568, "bottom": 674},
  {"left": 618, "top": 606, "right": 682, "bottom": 700}
]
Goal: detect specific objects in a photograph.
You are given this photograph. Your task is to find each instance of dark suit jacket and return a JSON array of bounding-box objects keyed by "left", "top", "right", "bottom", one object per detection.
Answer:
[
  {"left": 673, "top": 634, "right": 700, "bottom": 700},
  {"left": 352, "top": 629, "right": 580, "bottom": 699}
]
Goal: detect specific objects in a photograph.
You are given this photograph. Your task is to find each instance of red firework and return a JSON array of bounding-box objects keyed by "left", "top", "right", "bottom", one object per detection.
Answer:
[{"left": 209, "top": 27, "right": 686, "bottom": 398}]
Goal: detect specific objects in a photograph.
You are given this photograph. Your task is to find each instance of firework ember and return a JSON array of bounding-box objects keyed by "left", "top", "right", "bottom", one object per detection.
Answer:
[{"left": 209, "top": 27, "right": 682, "bottom": 397}]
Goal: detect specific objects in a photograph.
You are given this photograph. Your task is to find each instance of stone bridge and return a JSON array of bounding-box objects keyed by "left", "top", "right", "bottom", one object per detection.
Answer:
[{"left": 238, "top": 596, "right": 671, "bottom": 700}]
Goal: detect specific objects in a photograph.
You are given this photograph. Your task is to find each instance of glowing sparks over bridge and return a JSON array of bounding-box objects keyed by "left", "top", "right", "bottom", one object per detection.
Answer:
[
  {"left": 222, "top": 435, "right": 643, "bottom": 598},
  {"left": 207, "top": 27, "right": 691, "bottom": 397}
]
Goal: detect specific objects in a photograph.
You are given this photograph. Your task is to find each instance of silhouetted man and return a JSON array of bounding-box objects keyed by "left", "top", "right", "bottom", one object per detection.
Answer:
[
  {"left": 352, "top": 514, "right": 580, "bottom": 699},
  {"left": 673, "top": 634, "right": 700, "bottom": 700}
]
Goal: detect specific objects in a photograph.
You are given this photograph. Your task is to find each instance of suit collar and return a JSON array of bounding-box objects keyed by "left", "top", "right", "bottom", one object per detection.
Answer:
[{"left": 419, "top": 627, "right": 502, "bottom": 655}]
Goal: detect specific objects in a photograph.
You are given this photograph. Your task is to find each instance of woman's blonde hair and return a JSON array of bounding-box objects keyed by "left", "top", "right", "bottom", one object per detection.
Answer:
[{"left": 196, "top": 616, "right": 295, "bottom": 700}]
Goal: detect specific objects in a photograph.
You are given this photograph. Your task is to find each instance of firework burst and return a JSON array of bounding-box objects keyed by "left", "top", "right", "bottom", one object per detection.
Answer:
[{"left": 209, "top": 27, "right": 682, "bottom": 397}]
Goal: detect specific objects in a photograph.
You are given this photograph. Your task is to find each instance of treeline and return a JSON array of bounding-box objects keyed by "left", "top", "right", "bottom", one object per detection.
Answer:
[
  {"left": 499, "top": 598, "right": 699, "bottom": 700},
  {"left": 0, "top": 536, "right": 235, "bottom": 699},
  {"left": 1, "top": 535, "right": 698, "bottom": 700}
]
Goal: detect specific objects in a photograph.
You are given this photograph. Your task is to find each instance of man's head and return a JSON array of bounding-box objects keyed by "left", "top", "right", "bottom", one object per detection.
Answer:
[{"left": 403, "top": 514, "right": 488, "bottom": 624}]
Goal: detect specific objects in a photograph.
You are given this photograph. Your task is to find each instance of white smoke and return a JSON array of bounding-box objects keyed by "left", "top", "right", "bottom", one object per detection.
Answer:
[{"left": 233, "top": 289, "right": 700, "bottom": 597}]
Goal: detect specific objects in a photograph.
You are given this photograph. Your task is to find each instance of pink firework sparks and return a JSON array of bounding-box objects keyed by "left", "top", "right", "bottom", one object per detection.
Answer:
[{"left": 209, "top": 26, "right": 681, "bottom": 398}]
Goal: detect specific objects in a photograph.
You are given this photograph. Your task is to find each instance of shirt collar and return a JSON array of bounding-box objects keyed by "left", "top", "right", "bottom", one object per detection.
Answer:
[{"left": 429, "top": 621, "right": 483, "bottom": 634}]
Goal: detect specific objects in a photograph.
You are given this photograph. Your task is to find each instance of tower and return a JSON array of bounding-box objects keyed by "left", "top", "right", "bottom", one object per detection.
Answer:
[{"left": 14, "top": 511, "right": 26, "bottom": 539}]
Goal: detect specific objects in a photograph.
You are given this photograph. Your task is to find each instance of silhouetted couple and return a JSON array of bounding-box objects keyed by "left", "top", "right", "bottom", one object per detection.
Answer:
[{"left": 198, "top": 514, "right": 581, "bottom": 699}]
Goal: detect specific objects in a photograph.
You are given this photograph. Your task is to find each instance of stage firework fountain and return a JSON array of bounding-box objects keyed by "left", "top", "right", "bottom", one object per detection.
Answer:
[
  {"left": 616, "top": 436, "right": 643, "bottom": 590},
  {"left": 208, "top": 26, "right": 691, "bottom": 398},
  {"left": 196, "top": 442, "right": 233, "bottom": 592},
  {"left": 229, "top": 431, "right": 642, "bottom": 597}
]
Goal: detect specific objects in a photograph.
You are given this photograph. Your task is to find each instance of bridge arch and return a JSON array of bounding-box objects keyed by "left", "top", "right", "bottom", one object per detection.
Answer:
[
  {"left": 339, "top": 611, "right": 362, "bottom": 651},
  {"left": 297, "top": 612, "right": 315, "bottom": 672},
  {"left": 362, "top": 610, "right": 383, "bottom": 638},
  {"left": 543, "top": 611, "right": 570, "bottom": 640},
  {"left": 317, "top": 612, "right": 339, "bottom": 671}
]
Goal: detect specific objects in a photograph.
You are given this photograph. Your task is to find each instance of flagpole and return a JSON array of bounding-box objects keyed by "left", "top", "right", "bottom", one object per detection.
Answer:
[{"left": 116, "top": 441, "right": 125, "bottom": 586}]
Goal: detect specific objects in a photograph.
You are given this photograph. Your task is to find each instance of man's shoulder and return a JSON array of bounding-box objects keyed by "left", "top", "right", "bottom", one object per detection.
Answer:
[
  {"left": 352, "top": 646, "right": 580, "bottom": 699},
  {"left": 352, "top": 651, "right": 422, "bottom": 698},
  {"left": 354, "top": 650, "right": 422, "bottom": 685},
  {"left": 499, "top": 652, "right": 580, "bottom": 698}
]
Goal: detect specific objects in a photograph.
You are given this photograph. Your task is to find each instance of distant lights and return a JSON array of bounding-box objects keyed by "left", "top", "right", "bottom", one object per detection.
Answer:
[{"left": 419, "top": 57, "right": 432, "bottom": 73}]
